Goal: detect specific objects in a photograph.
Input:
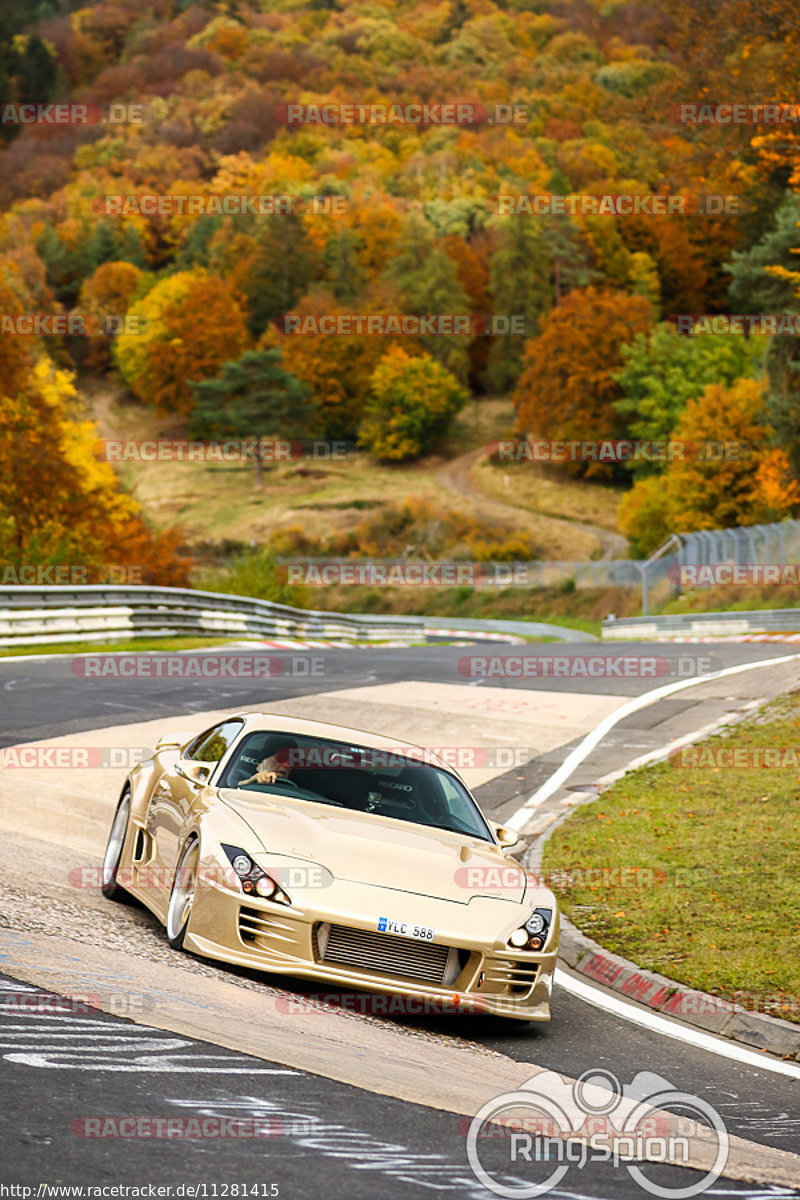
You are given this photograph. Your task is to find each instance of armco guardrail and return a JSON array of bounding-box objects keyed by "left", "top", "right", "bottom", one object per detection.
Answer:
[
  {"left": 603, "top": 608, "right": 800, "bottom": 640},
  {"left": 0, "top": 586, "right": 591, "bottom": 648}
]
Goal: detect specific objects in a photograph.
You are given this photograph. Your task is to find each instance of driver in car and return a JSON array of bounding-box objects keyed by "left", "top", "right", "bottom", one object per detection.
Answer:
[{"left": 239, "top": 747, "right": 293, "bottom": 786}]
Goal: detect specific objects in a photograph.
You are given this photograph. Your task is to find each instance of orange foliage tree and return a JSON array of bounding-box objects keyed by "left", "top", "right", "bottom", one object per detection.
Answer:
[
  {"left": 0, "top": 355, "right": 189, "bottom": 583},
  {"left": 443, "top": 234, "right": 492, "bottom": 388},
  {"left": 114, "top": 270, "right": 249, "bottom": 414},
  {"left": 619, "top": 378, "right": 799, "bottom": 554},
  {"left": 262, "top": 289, "right": 424, "bottom": 440},
  {"left": 513, "top": 287, "right": 654, "bottom": 475},
  {"left": 75, "top": 260, "right": 145, "bottom": 369}
]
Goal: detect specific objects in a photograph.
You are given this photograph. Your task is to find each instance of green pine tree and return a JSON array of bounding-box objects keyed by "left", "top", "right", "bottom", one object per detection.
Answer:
[{"left": 189, "top": 349, "right": 317, "bottom": 487}]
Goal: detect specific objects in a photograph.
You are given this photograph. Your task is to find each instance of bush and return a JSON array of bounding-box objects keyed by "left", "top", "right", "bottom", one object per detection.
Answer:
[{"left": 358, "top": 347, "right": 468, "bottom": 462}]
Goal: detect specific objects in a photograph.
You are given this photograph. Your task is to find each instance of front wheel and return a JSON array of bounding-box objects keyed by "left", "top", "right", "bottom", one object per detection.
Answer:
[
  {"left": 166, "top": 838, "right": 200, "bottom": 950},
  {"left": 101, "top": 791, "right": 131, "bottom": 901}
]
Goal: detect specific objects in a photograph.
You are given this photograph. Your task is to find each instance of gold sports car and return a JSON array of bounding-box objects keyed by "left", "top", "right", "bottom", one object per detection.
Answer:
[{"left": 102, "top": 712, "right": 559, "bottom": 1020}]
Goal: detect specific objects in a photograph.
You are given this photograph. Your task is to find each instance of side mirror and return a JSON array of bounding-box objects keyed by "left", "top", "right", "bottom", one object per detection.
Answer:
[
  {"left": 176, "top": 761, "right": 213, "bottom": 785},
  {"left": 491, "top": 822, "right": 519, "bottom": 848}
]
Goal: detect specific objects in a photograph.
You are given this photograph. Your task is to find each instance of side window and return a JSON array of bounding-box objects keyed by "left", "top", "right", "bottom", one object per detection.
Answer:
[
  {"left": 184, "top": 720, "right": 243, "bottom": 764},
  {"left": 437, "top": 772, "right": 463, "bottom": 815}
]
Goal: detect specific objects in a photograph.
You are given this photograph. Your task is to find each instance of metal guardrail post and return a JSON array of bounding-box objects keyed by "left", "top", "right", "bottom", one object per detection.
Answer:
[{"left": 637, "top": 533, "right": 680, "bottom": 616}]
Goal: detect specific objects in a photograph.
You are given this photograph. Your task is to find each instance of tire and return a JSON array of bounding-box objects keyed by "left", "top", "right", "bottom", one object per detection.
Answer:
[
  {"left": 101, "top": 790, "right": 131, "bottom": 901},
  {"left": 166, "top": 838, "right": 200, "bottom": 950}
]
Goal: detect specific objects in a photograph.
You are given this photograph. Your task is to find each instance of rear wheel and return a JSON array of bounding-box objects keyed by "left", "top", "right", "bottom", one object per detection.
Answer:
[
  {"left": 166, "top": 838, "right": 200, "bottom": 949},
  {"left": 101, "top": 791, "right": 131, "bottom": 901}
]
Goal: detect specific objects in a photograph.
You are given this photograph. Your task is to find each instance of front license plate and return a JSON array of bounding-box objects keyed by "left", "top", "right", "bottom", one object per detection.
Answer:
[{"left": 377, "top": 917, "right": 435, "bottom": 941}]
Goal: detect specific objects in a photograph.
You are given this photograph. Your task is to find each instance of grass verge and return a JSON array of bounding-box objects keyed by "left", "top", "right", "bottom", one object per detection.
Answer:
[
  {"left": 0, "top": 637, "right": 264, "bottom": 658},
  {"left": 542, "top": 692, "right": 800, "bottom": 1023},
  {"left": 294, "top": 583, "right": 609, "bottom": 636}
]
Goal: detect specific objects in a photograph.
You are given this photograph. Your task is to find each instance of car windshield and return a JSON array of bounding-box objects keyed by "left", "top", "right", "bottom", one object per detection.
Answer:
[{"left": 218, "top": 732, "right": 494, "bottom": 842}]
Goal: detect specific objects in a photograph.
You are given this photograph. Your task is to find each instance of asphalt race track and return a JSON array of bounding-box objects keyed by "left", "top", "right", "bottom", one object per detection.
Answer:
[{"left": 1, "top": 639, "right": 799, "bottom": 1199}]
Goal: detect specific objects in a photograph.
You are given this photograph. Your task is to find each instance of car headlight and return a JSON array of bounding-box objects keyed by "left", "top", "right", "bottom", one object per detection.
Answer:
[
  {"left": 507, "top": 907, "right": 551, "bottom": 952},
  {"left": 222, "top": 844, "right": 291, "bottom": 906},
  {"left": 255, "top": 874, "right": 278, "bottom": 899},
  {"left": 232, "top": 854, "right": 251, "bottom": 878}
]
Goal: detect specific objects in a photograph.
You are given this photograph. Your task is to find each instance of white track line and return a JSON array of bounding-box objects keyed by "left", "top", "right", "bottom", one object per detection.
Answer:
[
  {"left": 556, "top": 967, "right": 800, "bottom": 1080},
  {"left": 516, "top": 652, "right": 800, "bottom": 1072},
  {"left": 506, "top": 651, "right": 800, "bottom": 832}
]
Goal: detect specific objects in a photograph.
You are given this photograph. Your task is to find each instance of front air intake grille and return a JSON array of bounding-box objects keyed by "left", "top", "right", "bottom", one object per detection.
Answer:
[
  {"left": 483, "top": 959, "right": 539, "bottom": 995},
  {"left": 317, "top": 923, "right": 451, "bottom": 985}
]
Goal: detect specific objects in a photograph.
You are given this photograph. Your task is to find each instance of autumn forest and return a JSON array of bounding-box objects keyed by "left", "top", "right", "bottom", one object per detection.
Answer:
[{"left": 1, "top": 0, "right": 799, "bottom": 595}]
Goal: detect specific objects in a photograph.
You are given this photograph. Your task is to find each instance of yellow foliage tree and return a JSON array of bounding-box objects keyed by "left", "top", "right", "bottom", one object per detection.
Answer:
[
  {"left": 619, "top": 379, "right": 798, "bottom": 554},
  {"left": 0, "top": 355, "right": 188, "bottom": 583},
  {"left": 114, "top": 270, "right": 248, "bottom": 414}
]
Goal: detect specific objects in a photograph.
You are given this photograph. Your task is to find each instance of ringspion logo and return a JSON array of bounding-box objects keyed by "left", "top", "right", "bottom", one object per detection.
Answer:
[{"left": 465, "top": 1069, "right": 728, "bottom": 1197}]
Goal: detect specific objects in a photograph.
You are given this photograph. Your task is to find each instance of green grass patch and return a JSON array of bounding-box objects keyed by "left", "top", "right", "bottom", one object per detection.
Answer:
[
  {"left": 288, "top": 582, "right": 608, "bottom": 636},
  {"left": 543, "top": 693, "right": 800, "bottom": 1022},
  {"left": 660, "top": 584, "right": 800, "bottom": 615},
  {"left": 0, "top": 636, "right": 260, "bottom": 658}
]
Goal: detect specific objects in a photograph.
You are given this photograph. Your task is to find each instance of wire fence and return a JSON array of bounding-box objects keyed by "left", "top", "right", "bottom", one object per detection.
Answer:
[
  {"left": 278, "top": 518, "right": 800, "bottom": 614},
  {"left": 678, "top": 521, "right": 800, "bottom": 566}
]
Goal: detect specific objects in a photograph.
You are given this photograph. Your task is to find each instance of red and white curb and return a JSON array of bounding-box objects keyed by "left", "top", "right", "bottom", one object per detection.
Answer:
[{"left": 660, "top": 633, "right": 800, "bottom": 643}]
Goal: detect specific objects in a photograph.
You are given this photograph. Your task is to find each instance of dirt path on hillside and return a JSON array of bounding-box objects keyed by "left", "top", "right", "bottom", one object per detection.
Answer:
[
  {"left": 81, "top": 378, "right": 628, "bottom": 561},
  {"left": 436, "top": 449, "right": 629, "bottom": 561}
]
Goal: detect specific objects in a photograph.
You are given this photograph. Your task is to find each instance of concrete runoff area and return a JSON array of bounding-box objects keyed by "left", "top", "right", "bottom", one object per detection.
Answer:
[{"left": 2, "top": 653, "right": 800, "bottom": 1191}]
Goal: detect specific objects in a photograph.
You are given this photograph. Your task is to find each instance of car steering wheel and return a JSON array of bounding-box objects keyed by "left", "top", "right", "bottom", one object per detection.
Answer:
[{"left": 236, "top": 776, "right": 300, "bottom": 789}]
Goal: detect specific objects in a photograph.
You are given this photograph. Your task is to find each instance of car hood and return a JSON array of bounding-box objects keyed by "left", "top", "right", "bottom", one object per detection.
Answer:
[{"left": 218, "top": 788, "right": 527, "bottom": 905}]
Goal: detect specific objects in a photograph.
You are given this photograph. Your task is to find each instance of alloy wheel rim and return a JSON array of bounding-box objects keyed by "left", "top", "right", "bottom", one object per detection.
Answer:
[
  {"left": 102, "top": 795, "right": 130, "bottom": 887},
  {"left": 167, "top": 841, "right": 199, "bottom": 941}
]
